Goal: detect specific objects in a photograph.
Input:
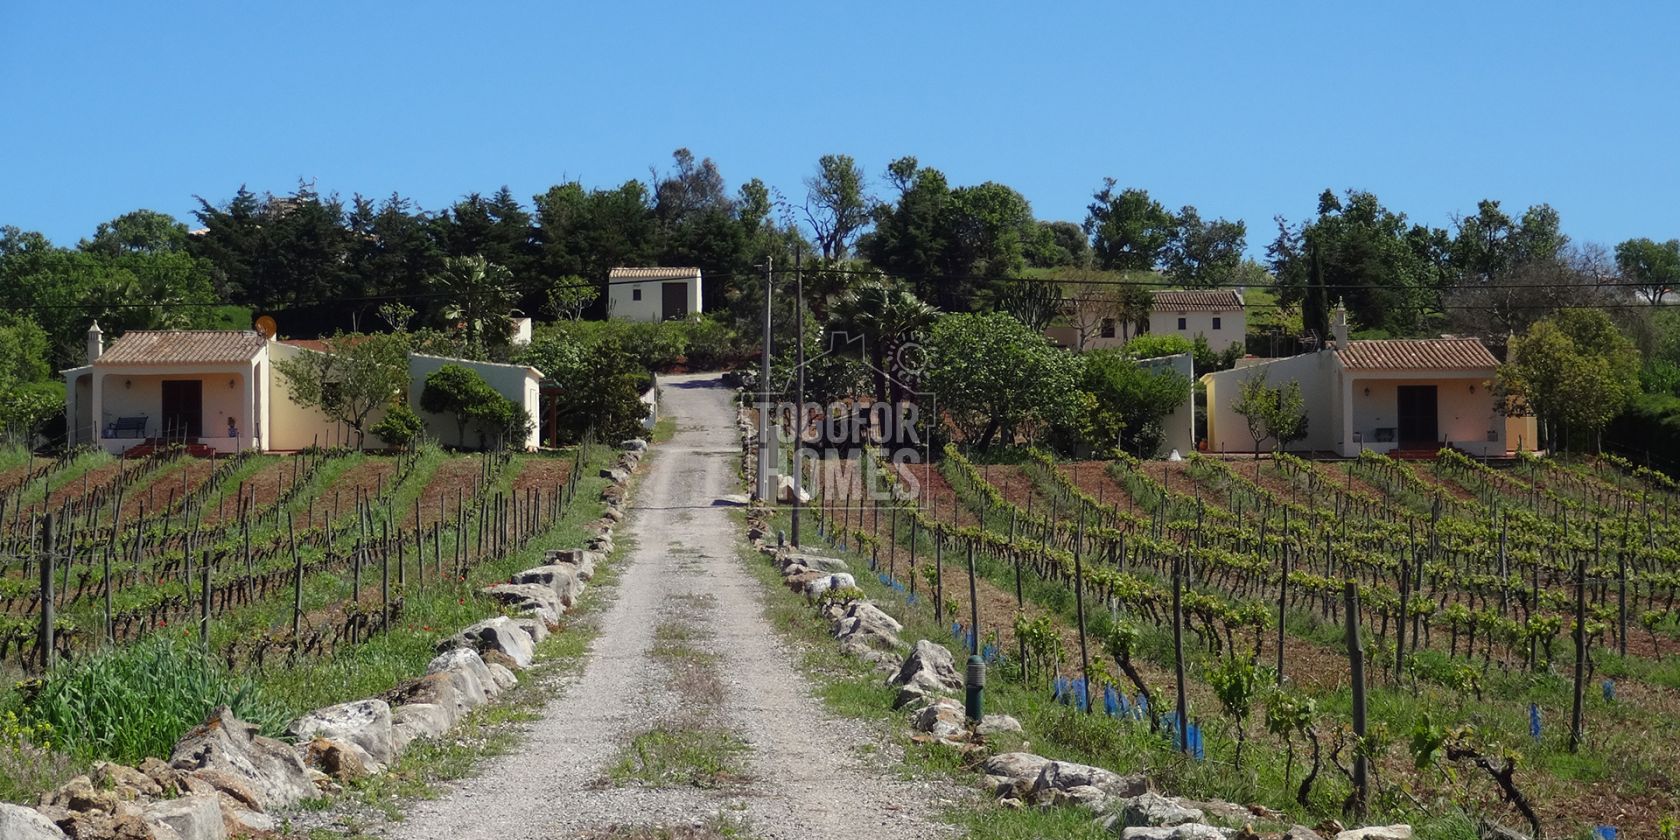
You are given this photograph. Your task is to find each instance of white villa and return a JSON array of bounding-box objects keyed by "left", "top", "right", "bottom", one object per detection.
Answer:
[
  {"left": 62, "top": 324, "right": 543, "bottom": 454},
  {"left": 1202, "top": 305, "right": 1537, "bottom": 457},
  {"left": 607, "top": 267, "right": 703, "bottom": 322}
]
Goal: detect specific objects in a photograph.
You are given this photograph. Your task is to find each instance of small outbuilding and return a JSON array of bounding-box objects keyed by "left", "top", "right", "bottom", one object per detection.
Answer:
[{"left": 607, "top": 267, "right": 702, "bottom": 322}]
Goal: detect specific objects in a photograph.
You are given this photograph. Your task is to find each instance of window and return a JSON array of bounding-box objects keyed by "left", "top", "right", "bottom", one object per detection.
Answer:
[
  {"left": 632, "top": 287, "right": 642, "bottom": 301},
  {"left": 1177, "top": 317, "right": 1187, "bottom": 331},
  {"left": 1212, "top": 317, "right": 1222, "bottom": 330},
  {"left": 1100, "top": 318, "right": 1116, "bottom": 338}
]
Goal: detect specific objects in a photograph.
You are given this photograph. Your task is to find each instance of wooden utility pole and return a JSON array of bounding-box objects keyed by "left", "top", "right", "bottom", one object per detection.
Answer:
[
  {"left": 792, "top": 247, "right": 804, "bottom": 546},
  {"left": 756, "top": 257, "right": 773, "bottom": 501}
]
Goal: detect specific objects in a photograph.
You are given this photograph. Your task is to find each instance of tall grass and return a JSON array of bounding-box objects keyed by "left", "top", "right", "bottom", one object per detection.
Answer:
[{"left": 22, "top": 636, "right": 288, "bottom": 764}]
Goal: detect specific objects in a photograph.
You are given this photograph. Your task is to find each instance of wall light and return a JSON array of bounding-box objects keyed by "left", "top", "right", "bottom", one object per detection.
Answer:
[
  {"left": 124, "top": 379, "right": 132, "bottom": 389},
  {"left": 1362, "top": 387, "right": 1370, "bottom": 397},
  {"left": 228, "top": 378, "right": 237, "bottom": 389},
  {"left": 1469, "top": 384, "right": 1477, "bottom": 394}
]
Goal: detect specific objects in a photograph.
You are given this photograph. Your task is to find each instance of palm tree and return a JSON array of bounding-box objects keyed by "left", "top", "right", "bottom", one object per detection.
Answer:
[
  {"left": 829, "top": 278, "right": 939, "bottom": 407},
  {"left": 427, "top": 255, "right": 517, "bottom": 346}
]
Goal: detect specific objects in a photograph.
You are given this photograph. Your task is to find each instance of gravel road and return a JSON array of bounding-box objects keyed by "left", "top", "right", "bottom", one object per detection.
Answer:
[{"left": 386, "top": 372, "right": 960, "bottom": 839}]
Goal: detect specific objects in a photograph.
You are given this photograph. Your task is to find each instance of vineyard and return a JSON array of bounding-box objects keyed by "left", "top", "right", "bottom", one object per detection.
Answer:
[
  {"left": 0, "top": 437, "right": 612, "bottom": 802},
  {"left": 792, "top": 444, "right": 1680, "bottom": 838}
]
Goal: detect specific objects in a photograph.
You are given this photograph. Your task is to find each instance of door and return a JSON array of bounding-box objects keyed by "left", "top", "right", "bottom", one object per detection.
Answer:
[
  {"left": 1396, "top": 385, "right": 1438, "bottom": 448},
  {"left": 661, "top": 281, "right": 688, "bottom": 321},
  {"left": 161, "top": 380, "right": 203, "bottom": 439}
]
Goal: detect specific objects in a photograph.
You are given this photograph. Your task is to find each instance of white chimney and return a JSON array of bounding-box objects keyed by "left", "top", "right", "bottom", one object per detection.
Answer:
[
  {"left": 1332, "top": 300, "right": 1349, "bottom": 348},
  {"left": 86, "top": 321, "right": 104, "bottom": 364}
]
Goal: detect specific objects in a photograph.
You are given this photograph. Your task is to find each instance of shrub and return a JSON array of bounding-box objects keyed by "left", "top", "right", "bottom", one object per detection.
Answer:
[
  {"left": 371, "top": 402, "right": 425, "bottom": 450},
  {"left": 1123, "top": 333, "right": 1193, "bottom": 360},
  {"left": 420, "top": 364, "right": 506, "bottom": 450}
]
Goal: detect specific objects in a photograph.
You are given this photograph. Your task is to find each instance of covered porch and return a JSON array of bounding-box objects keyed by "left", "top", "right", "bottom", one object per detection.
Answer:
[
  {"left": 83, "top": 363, "right": 263, "bottom": 455},
  {"left": 1338, "top": 370, "right": 1517, "bottom": 458}
]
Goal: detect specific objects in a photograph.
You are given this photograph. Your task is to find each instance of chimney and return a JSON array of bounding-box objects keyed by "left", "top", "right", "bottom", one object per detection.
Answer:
[
  {"left": 1332, "top": 300, "right": 1349, "bottom": 348},
  {"left": 86, "top": 321, "right": 104, "bottom": 364}
]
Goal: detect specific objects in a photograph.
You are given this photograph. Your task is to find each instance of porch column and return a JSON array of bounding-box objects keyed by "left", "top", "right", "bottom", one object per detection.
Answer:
[
  {"left": 241, "top": 367, "right": 256, "bottom": 453},
  {"left": 1340, "top": 375, "right": 1356, "bottom": 457},
  {"left": 90, "top": 371, "right": 104, "bottom": 447}
]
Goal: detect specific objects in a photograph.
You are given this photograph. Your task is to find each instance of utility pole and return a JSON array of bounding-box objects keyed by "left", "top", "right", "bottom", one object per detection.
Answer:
[
  {"left": 792, "top": 248, "right": 804, "bottom": 546},
  {"left": 757, "top": 257, "right": 774, "bottom": 502}
]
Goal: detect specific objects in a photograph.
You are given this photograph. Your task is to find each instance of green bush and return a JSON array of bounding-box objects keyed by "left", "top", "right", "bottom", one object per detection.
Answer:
[
  {"left": 1123, "top": 334, "right": 1193, "bottom": 359},
  {"left": 23, "top": 637, "right": 286, "bottom": 764},
  {"left": 371, "top": 402, "right": 425, "bottom": 449}
]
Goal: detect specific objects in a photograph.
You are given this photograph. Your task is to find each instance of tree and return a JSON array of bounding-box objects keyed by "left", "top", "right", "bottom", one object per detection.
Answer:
[
  {"left": 1498, "top": 309, "right": 1640, "bottom": 451},
  {"left": 80, "top": 210, "right": 190, "bottom": 256},
  {"left": 1615, "top": 237, "right": 1680, "bottom": 304},
  {"left": 1084, "top": 181, "right": 1174, "bottom": 271},
  {"left": 828, "top": 278, "right": 939, "bottom": 406},
  {"left": 519, "top": 333, "right": 650, "bottom": 444},
  {"left": 427, "top": 255, "right": 518, "bottom": 348},
  {"left": 803, "top": 154, "right": 874, "bottom": 261},
  {"left": 995, "top": 277, "right": 1060, "bottom": 333},
  {"left": 1075, "top": 350, "right": 1191, "bottom": 456},
  {"left": 546, "top": 275, "right": 599, "bottom": 321},
  {"left": 273, "top": 332, "right": 409, "bottom": 448},
  {"left": 1231, "top": 371, "right": 1308, "bottom": 456},
  {"left": 1163, "top": 206, "right": 1246, "bottom": 288},
  {"left": 1268, "top": 189, "right": 1447, "bottom": 336},
  {"left": 420, "top": 363, "right": 513, "bottom": 450},
  {"left": 1446, "top": 243, "right": 1615, "bottom": 353},
  {"left": 861, "top": 158, "right": 1038, "bottom": 310},
  {"left": 1027, "top": 221, "right": 1091, "bottom": 268},
  {"left": 924, "top": 312, "right": 1082, "bottom": 450}
]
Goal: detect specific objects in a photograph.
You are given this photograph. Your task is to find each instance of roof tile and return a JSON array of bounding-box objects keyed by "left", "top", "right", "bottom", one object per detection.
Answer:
[
  {"left": 1151, "top": 289, "right": 1243, "bottom": 312},
  {"left": 608, "top": 266, "right": 702, "bottom": 281},
  {"left": 96, "top": 331, "right": 267, "bottom": 366},
  {"left": 1335, "top": 338, "right": 1497, "bottom": 371}
]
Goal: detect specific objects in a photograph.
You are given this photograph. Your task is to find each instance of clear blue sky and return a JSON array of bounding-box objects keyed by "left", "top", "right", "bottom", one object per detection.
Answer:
[{"left": 3, "top": 2, "right": 1676, "bottom": 256}]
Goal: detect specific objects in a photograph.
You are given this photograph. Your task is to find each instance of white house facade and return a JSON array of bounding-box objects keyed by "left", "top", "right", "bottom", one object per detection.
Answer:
[
  {"left": 1148, "top": 289, "right": 1246, "bottom": 354},
  {"left": 607, "top": 267, "right": 703, "bottom": 322},
  {"left": 1202, "top": 307, "right": 1537, "bottom": 457},
  {"left": 63, "top": 325, "right": 543, "bottom": 454}
]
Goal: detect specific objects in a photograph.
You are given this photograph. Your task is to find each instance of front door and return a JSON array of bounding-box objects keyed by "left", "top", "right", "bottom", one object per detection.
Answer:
[
  {"left": 1396, "top": 385, "right": 1438, "bottom": 448},
  {"left": 661, "top": 281, "right": 688, "bottom": 321},
  {"left": 161, "top": 380, "right": 203, "bottom": 440}
]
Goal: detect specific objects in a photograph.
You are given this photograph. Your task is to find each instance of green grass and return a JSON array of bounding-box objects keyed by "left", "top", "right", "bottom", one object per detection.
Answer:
[
  {"left": 652, "top": 415, "right": 678, "bottom": 444},
  {"left": 606, "top": 724, "right": 751, "bottom": 790}
]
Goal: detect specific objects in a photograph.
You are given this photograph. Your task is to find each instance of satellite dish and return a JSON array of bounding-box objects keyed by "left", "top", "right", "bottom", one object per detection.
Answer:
[{"left": 254, "top": 315, "right": 278, "bottom": 339}]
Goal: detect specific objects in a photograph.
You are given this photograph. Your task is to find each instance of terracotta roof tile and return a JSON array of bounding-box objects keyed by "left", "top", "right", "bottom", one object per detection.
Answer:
[
  {"left": 609, "top": 266, "right": 701, "bottom": 282},
  {"left": 1335, "top": 338, "right": 1497, "bottom": 371},
  {"left": 1151, "top": 289, "right": 1243, "bottom": 311},
  {"left": 96, "top": 331, "right": 267, "bottom": 366}
]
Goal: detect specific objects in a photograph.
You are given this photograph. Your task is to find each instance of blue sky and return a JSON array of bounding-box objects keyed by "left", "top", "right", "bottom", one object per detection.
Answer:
[{"left": 2, "top": 2, "right": 1676, "bottom": 256}]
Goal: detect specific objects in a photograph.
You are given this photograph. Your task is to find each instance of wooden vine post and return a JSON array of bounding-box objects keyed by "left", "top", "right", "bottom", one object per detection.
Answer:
[
  {"left": 1570, "top": 528, "right": 1589, "bottom": 753},
  {"left": 1073, "top": 510, "right": 1091, "bottom": 713},
  {"left": 1277, "top": 506, "right": 1289, "bottom": 684},
  {"left": 965, "top": 542, "right": 980, "bottom": 656},
  {"left": 39, "top": 512, "right": 55, "bottom": 671},
  {"left": 1343, "top": 579, "right": 1368, "bottom": 818},
  {"left": 1172, "top": 546, "right": 1188, "bottom": 753}
]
